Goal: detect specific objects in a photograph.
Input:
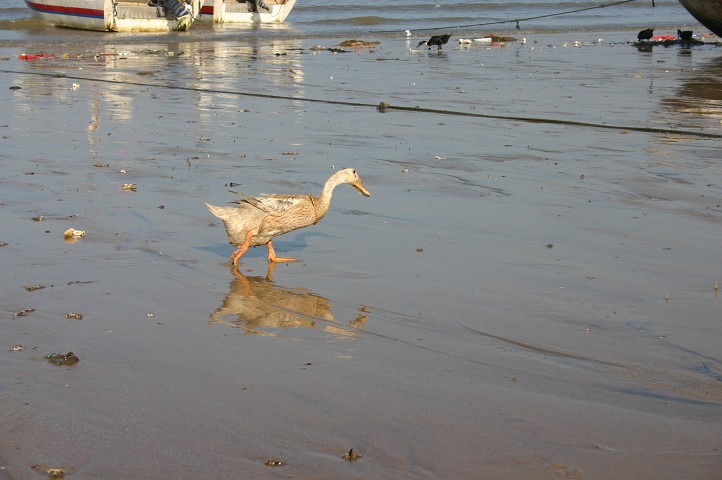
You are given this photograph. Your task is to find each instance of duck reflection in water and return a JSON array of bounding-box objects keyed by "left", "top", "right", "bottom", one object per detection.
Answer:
[{"left": 210, "top": 264, "right": 367, "bottom": 338}]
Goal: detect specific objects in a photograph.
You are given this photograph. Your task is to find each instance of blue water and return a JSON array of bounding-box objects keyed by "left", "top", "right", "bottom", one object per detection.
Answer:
[{"left": 0, "top": 0, "right": 705, "bottom": 41}]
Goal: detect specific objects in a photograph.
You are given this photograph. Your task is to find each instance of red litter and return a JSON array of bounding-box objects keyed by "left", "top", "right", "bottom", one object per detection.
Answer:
[{"left": 18, "top": 53, "right": 56, "bottom": 61}]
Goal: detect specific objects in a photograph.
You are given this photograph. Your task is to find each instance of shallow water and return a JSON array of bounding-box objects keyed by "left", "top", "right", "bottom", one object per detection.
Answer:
[
  {"left": 0, "top": 0, "right": 707, "bottom": 40},
  {"left": 1, "top": 13, "right": 722, "bottom": 480}
]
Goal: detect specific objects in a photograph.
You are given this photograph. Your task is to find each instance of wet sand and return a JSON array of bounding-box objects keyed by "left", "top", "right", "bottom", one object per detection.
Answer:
[{"left": 1, "top": 29, "right": 722, "bottom": 479}]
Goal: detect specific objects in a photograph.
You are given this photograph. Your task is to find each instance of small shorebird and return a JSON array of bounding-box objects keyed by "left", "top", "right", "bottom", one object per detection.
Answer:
[
  {"left": 637, "top": 27, "right": 654, "bottom": 41},
  {"left": 417, "top": 33, "right": 452, "bottom": 51},
  {"left": 678, "top": 29, "right": 693, "bottom": 45}
]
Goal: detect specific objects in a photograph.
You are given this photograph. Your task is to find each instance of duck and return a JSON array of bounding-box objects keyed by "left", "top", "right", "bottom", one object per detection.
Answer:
[{"left": 206, "top": 168, "right": 371, "bottom": 265}]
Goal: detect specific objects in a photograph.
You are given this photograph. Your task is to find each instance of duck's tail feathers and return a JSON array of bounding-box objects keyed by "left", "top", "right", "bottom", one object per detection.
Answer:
[{"left": 205, "top": 202, "right": 235, "bottom": 221}]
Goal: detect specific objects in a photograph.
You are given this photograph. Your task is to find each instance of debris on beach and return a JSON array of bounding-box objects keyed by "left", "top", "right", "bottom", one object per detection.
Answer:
[
  {"left": 32, "top": 215, "right": 45, "bottom": 221},
  {"left": 31, "top": 465, "right": 66, "bottom": 478},
  {"left": 264, "top": 458, "right": 286, "bottom": 467},
  {"left": 15, "top": 308, "right": 35, "bottom": 317},
  {"left": 490, "top": 35, "right": 517, "bottom": 42},
  {"left": 343, "top": 448, "right": 362, "bottom": 462},
  {"left": 24, "top": 284, "right": 45, "bottom": 292},
  {"left": 9, "top": 85, "right": 21, "bottom": 90},
  {"left": 547, "top": 463, "right": 581, "bottom": 479},
  {"left": 309, "top": 45, "right": 349, "bottom": 53},
  {"left": 0, "top": 241, "right": 8, "bottom": 247},
  {"left": 65, "top": 312, "right": 84, "bottom": 320},
  {"left": 18, "top": 53, "right": 56, "bottom": 61},
  {"left": 459, "top": 37, "right": 494, "bottom": 45},
  {"left": 339, "top": 40, "right": 380, "bottom": 48},
  {"left": 377, "top": 102, "right": 390, "bottom": 112},
  {"left": 46, "top": 352, "right": 79, "bottom": 366},
  {"left": 10, "top": 344, "right": 23, "bottom": 352},
  {"left": 121, "top": 183, "right": 137, "bottom": 192},
  {"left": 47, "top": 468, "right": 66, "bottom": 479},
  {"left": 63, "top": 228, "right": 86, "bottom": 239},
  {"left": 595, "top": 443, "right": 616, "bottom": 452}
]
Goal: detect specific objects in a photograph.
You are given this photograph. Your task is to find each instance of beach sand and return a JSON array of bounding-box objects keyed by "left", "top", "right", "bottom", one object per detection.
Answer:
[{"left": 1, "top": 29, "right": 722, "bottom": 479}]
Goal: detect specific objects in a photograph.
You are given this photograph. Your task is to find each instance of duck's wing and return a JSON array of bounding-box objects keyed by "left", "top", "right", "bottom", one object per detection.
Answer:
[
  {"left": 254, "top": 194, "right": 310, "bottom": 213},
  {"left": 228, "top": 191, "right": 276, "bottom": 214},
  {"left": 230, "top": 191, "right": 310, "bottom": 215}
]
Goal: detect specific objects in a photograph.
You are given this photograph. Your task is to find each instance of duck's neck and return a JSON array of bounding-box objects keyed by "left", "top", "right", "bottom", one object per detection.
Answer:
[{"left": 313, "top": 176, "right": 342, "bottom": 223}]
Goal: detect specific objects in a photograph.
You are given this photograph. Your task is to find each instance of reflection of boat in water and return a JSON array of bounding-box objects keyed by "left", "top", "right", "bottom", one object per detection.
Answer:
[
  {"left": 210, "top": 266, "right": 367, "bottom": 338},
  {"left": 24, "top": 0, "right": 296, "bottom": 32},
  {"left": 678, "top": 0, "right": 722, "bottom": 37},
  {"left": 10, "top": 36, "right": 308, "bottom": 153},
  {"left": 660, "top": 55, "right": 722, "bottom": 127}
]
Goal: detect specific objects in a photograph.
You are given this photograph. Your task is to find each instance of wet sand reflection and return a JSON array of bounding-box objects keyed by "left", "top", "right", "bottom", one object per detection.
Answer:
[
  {"left": 661, "top": 54, "right": 722, "bottom": 126},
  {"left": 210, "top": 265, "right": 367, "bottom": 338}
]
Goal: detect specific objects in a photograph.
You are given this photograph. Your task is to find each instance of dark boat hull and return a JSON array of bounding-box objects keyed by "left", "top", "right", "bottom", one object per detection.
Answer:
[{"left": 679, "top": 0, "right": 722, "bottom": 37}]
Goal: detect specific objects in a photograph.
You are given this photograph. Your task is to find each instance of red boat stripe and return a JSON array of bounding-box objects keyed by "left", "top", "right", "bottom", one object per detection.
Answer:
[{"left": 26, "top": 1, "right": 104, "bottom": 19}]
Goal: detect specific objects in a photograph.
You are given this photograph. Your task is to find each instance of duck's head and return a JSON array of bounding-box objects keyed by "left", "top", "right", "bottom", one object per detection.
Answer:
[{"left": 333, "top": 168, "right": 371, "bottom": 197}]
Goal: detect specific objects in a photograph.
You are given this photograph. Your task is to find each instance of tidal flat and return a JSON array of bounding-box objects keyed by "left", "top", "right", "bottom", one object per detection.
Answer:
[{"left": 1, "top": 30, "right": 721, "bottom": 479}]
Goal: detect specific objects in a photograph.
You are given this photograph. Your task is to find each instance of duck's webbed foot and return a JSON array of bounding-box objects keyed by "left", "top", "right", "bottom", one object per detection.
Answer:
[
  {"left": 231, "top": 230, "right": 256, "bottom": 265},
  {"left": 230, "top": 248, "right": 246, "bottom": 265},
  {"left": 267, "top": 240, "right": 296, "bottom": 263}
]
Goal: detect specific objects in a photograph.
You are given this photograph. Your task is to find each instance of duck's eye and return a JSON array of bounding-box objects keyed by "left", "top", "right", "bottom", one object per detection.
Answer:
[{"left": 352, "top": 170, "right": 356, "bottom": 174}]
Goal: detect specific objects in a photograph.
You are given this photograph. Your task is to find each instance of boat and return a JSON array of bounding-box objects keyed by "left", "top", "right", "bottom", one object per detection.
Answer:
[
  {"left": 25, "top": 0, "right": 200, "bottom": 31},
  {"left": 24, "top": 0, "right": 296, "bottom": 32},
  {"left": 200, "top": 0, "right": 296, "bottom": 24},
  {"left": 678, "top": 0, "right": 722, "bottom": 37}
]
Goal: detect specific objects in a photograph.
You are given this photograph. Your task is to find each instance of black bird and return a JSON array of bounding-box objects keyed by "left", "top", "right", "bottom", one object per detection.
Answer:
[
  {"left": 637, "top": 27, "right": 654, "bottom": 41},
  {"left": 417, "top": 33, "right": 452, "bottom": 51},
  {"left": 678, "top": 29, "right": 693, "bottom": 42}
]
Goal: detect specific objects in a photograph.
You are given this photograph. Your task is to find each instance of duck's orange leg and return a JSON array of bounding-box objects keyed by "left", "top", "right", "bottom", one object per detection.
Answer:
[
  {"left": 266, "top": 240, "right": 296, "bottom": 263},
  {"left": 231, "top": 230, "right": 255, "bottom": 265}
]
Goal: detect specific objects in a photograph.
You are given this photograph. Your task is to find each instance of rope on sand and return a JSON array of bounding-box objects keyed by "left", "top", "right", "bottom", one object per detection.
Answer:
[{"left": 3, "top": 68, "right": 720, "bottom": 140}]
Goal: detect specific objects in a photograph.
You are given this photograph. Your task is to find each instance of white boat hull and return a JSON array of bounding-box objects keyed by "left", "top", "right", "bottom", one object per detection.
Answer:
[
  {"left": 200, "top": 0, "right": 296, "bottom": 24},
  {"left": 25, "top": 0, "right": 110, "bottom": 30},
  {"left": 25, "top": 0, "right": 296, "bottom": 31}
]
